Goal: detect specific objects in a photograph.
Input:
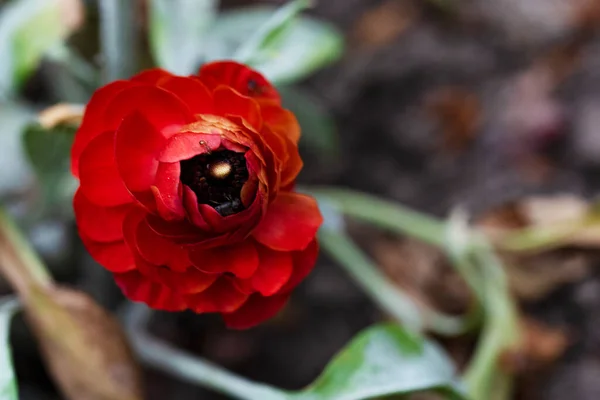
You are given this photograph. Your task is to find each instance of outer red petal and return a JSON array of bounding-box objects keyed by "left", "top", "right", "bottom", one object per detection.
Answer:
[
  {"left": 280, "top": 136, "right": 303, "bottom": 188},
  {"left": 213, "top": 86, "right": 263, "bottom": 132},
  {"left": 115, "top": 112, "right": 165, "bottom": 204},
  {"left": 78, "top": 131, "right": 132, "bottom": 207},
  {"left": 135, "top": 218, "right": 190, "bottom": 272},
  {"left": 253, "top": 192, "right": 323, "bottom": 251},
  {"left": 158, "top": 76, "right": 214, "bottom": 115},
  {"left": 79, "top": 235, "right": 135, "bottom": 273},
  {"left": 114, "top": 270, "right": 187, "bottom": 311},
  {"left": 130, "top": 68, "right": 174, "bottom": 84},
  {"left": 71, "top": 80, "right": 130, "bottom": 176},
  {"left": 73, "top": 189, "right": 130, "bottom": 243},
  {"left": 261, "top": 102, "right": 301, "bottom": 144},
  {"left": 102, "top": 85, "right": 194, "bottom": 135},
  {"left": 222, "top": 293, "right": 290, "bottom": 330},
  {"left": 280, "top": 239, "right": 319, "bottom": 293},
  {"left": 184, "top": 277, "right": 249, "bottom": 313},
  {"left": 199, "top": 61, "right": 280, "bottom": 102},
  {"left": 247, "top": 246, "right": 293, "bottom": 296},
  {"left": 134, "top": 254, "right": 217, "bottom": 295},
  {"left": 189, "top": 240, "right": 259, "bottom": 279}
]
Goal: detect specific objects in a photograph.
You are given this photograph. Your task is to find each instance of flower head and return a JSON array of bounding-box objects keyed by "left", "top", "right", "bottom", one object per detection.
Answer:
[{"left": 72, "top": 61, "right": 322, "bottom": 329}]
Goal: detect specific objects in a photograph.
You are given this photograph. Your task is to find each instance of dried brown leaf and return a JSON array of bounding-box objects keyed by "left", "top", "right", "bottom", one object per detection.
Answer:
[
  {"left": 25, "top": 285, "right": 143, "bottom": 400},
  {"left": 38, "top": 103, "right": 84, "bottom": 129},
  {"left": 500, "top": 317, "right": 570, "bottom": 373}
]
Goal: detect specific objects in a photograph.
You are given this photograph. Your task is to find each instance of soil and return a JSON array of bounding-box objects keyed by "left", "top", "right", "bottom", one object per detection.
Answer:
[{"left": 10, "top": 0, "right": 600, "bottom": 399}]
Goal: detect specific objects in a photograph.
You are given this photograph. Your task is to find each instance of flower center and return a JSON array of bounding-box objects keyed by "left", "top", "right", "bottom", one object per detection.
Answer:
[{"left": 180, "top": 150, "right": 249, "bottom": 216}]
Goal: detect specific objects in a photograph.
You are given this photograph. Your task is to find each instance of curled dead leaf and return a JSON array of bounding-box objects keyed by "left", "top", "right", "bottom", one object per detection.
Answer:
[
  {"left": 25, "top": 285, "right": 143, "bottom": 400},
  {"left": 500, "top": 317, "right": 570, "bottom": 374},
  {"left": 38, "top": 103, "right": 85, "bottom": 129},
  {"left": 476, "top": 195, "right": 596, "bottom": 300}
]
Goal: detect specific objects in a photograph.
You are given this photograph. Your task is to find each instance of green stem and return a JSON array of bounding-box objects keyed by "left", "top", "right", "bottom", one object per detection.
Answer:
[
  {"left": 311, "top": 187, "right": 521, "bottom": 400},
  {"left": 0, "top": 207, "right": 52, "bottom": 294},
  {"left": 319, "top": 227, "right": 476, "bottom": 336},
  {"left": 319, "top": 228, "right": 424, "bottom": 332},
  {"left": 309, "top": 188, "right": 447, "bottom": 247},
  {"left": 98, "top": 0, "right": 138, "bottom": 82},
  {"left": 123, "top": 304, "right": 290, "bottom": 400},
  {"left": 463, "top": 241, "right": 520, "bottom": 400}
]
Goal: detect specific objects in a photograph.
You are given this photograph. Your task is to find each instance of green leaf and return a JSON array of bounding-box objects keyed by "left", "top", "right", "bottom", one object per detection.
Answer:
[
  {"left": 278, "top": 86, "right": 338, "bottom": 156},
  {"left": 205, "top": 4, "right": 344, "bottom": 84},
  {"left": 292, "top": 324, "right": 468, "bottom": 400},
  {"left": 149, "top": 0, "right": 219, "bottom": 75},
  {"left": 0, "top": 297, "right": 20, "bottom": 400},
  {"left": 22, "top": 123, "right": 77, "bottom": 216},
  {"left": 0, "top": 0, "right": 80, "bottom": 97}
]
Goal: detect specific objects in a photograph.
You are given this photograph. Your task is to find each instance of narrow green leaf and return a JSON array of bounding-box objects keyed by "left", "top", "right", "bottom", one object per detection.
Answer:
[
  {"left": 149, "top": 0, "right": 219, "bottom": 75},
  {"left": 22, "top": 123, "right": 77, "bottom": 216},
  {"left": 233, "top": 0, "right": 312, "bottom": 64},
  {"left": 278, "top": 86, "right": 338, "bottom": 156},
  {"left": 205, "top": 5, "right": 344, "bottom": 84},
  {"left": 0, "top": 297, "right": 20, "bottom": 400},
  {"left": 292, "top": 324, "right": 467, "bottom": 400},
  {"left": 0, "top": 0, "right": 80, "bottom": 97}
]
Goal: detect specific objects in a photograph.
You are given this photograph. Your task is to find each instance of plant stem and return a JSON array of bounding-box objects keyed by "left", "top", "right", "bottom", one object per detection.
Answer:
[
  {"left": 309, "top": 188, "right": 447, "bottom": 247},
  {"left": 122, "top": 304, "right": 290, "bottom": 400},
  {"left": 319, "top": 228, "right": 424, "bottom": 332},
  {"left": 312, "top": 187, "right": 521, "bottom": 400},
  {"left": 0, "top": 207, "right": 52, "bottom": 295},
  {"left": 462, "top": 240, "right": 520, "bottom": 400},
  {"left": 98, "top": 0, "right": 138, "bottom": 82}
]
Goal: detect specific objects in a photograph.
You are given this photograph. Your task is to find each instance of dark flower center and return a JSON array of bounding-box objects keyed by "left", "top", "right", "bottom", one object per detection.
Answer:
[{"left": 180, "top": 150, "right": 249, "bottom": 216}]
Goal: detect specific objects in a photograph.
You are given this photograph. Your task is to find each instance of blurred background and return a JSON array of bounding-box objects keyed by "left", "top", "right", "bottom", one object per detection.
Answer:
[{"left": 3, "top": 0, "right": 600, "bottom": 399}]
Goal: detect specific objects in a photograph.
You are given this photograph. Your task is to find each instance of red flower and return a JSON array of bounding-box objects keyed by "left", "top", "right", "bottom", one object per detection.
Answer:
[{"left": 71, "top": 61, "right": 322, "bottom": 329}]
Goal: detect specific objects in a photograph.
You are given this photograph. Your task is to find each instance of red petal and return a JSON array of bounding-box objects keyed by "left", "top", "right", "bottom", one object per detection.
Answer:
[
  {"left": 280, "top": 135, "right": 303, "bottom": 188},
  {"left": 114, "top": 270, "right": 187, "bottom": 311},
  {"left": 222, "top": 293, "right": 290, "bottom": 330},
  {"left": 252, "top": 192, "right": 322, "bottom": 251},
  {"left": 71, "top": 80, "right": 131, "bottom": 177},
  {"left": 261, "top": 102, "right": 301, "bottom": 143},
  {"left": 102, "top": 85, "right": 194, "bottom": 135},
  {"left": 151, "top": 162, "right": 184, "bottom": 219},
  {"left": 185, "top": 277, "right": 249, "bottom": 313},
  {"left": 146, "top": 214, "right": 205, "bottom": 243},
  {"left": 189, "top": 240, "right": 259, "bottom": 279},
  {"left": 114, "top": 112, "right": 165, "bottom": 207},
  {"left": 134, "top": 254, "right": 216, "bottom": 294},
  {"left": 199, "top": 61, "right": 280, "bottom": 102},
  {"left": 213, "top": 86, "right": 263, "bottom": 132},
  {"left": 158, "top": 132, "right": 222, "bottom": 163},
  {"left": 135, "top": 218, "right": 190, "bottom": 272},
  {"left": 131, "top": 68, "right": 173, "bottom": 84},
  {"left": 248, "top": 246, "right": 293, "bottom": 296},
  {"left": 79, "top": 234, "right": 135, "bottom": 273},
  {"left": 182, "top": 186, "right": 212, "bottom": 231},
  {"left": 158, "top": 76, "right": 214, "bottom": 115},
  {"left": 78, "top": 131, "right": 132, "bottom": 206},
  {"left": 73, "top": 190, "right": 130, "bottom": 242},
  {"left": 281, "top": 239, "right": 319, "bottom": 293}
]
